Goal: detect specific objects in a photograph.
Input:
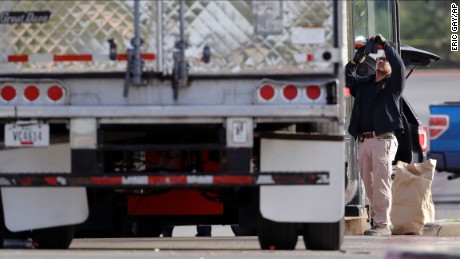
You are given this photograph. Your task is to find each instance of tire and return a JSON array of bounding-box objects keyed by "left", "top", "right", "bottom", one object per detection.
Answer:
[
  {"left": 303, "top": 219, "right": 344, "bottom": 250},
  {"left": 257, "top": 215, "right": 298, "bottom": 250},
  {"left": 32, "top": 225, "right": 75, "bottom": 249},
  {"left": 231, "top": 225, "right": 257, "bottom": 236},
  {"left": 134, "top": 219, "right": 162, "bottom": 237}
]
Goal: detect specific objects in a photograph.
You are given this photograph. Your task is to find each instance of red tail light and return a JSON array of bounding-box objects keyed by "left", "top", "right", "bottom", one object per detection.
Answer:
[
  {"left": 283, "top": 84, "right": 298, "bottom": 100},
  {"left": 24, "top": 85, "right": 40, "bottom": 101},
  {"left": 47, "top": 85, "right": 64, "bottom": 101},
  {"left": 306, "top": 85, "right": 321, "bottom": 100},
  {"left": 259, "top": 84, "right": 275, "bottom": 101},
  {"left": 418, "top": 126, "right": 428, "bottom": 153},
  {"left": 344, "top": 87, "right": 350, "bottom": 97},
  {"left": 429, "top": 115, "right": 449, "bottom": 139},
  {"left": 1, "top": 85, "right": 16, "bottom": 101}
]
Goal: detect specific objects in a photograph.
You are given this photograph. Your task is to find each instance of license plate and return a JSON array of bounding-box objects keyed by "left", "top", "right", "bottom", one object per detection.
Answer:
[{"left": 4, "top": 123, "right": 49, "bottom": 147}]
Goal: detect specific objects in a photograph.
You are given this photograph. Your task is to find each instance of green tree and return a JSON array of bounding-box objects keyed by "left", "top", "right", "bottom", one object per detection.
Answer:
[{"left": 400, "top": 0, "right": 460, "bottom": 69}]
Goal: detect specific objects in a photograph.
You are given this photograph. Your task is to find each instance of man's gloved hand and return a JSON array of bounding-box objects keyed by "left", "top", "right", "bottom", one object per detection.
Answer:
[
  {"left": 364, "top": 37, "right": 378, "bottom": 54},
  {"left": 374, "top": 34, "right": 387, "bottom": 46},
  {"left": 352, "top": 46, "right": 366, "bottom": 64}
]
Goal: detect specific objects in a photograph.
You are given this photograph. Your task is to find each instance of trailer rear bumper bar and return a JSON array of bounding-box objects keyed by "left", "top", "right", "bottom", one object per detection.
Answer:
[
  {"left": 0, "top": 172, "right": 329, "bottom": 187},
  {"left": 0, "top": 105, "right": 339, "bottom": 119}
]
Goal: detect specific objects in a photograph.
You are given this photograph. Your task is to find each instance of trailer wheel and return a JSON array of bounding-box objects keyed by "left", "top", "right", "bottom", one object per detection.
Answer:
[
  {"left": 134, "top": 220, "right": 162, "bottom": 237},
  {"left": 302, "top": 219, "right": 344, "bottom": 250},
  {"left": 231, "top": 225, "right": 257, "bottom": 236},
  {"left": 257, "top": 216, "right": 298, "bottom": 250},
  {"left": 32, "top": 225, "right": 75, "bottom": 249}
]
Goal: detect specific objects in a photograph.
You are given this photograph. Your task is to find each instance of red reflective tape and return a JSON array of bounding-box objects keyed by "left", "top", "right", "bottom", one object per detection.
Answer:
[
  {"left": 141, "top": 53, "right": 156, "bottom": 60},
  {"left": 307, "top": 53, "right": 313, "bottom": 62},
  {"left": 8, "top": 55, "right": 28, "bottom": 62},
  {"left": 54, "top": 54, "right": 93, "bottom": 62},
  {"left": 20, "top": 141, "right": 33, "bottom": 145},
  {"left": 90, "top": 177, "right": 122, "bottom": 185},
  {"left": 20, "top": 177, "right": 33, "bottom": 186},
  {"left": 213, "top": 176, "right": 253, "bottom": 184},
  {"left": 148, "top": 176, "right": 187, "bottom": 184},
  {"left": 117, "top": 54, "right": 127, "bottom": 61},
  {"left": 7, "top": 53, "right": 155, "bottom": 63},
  {"left": 117, "top": 53, "right": 155, "bottom": 61},
  {"left": 44, "top": 177, "right": 58, "bottom": 185}
]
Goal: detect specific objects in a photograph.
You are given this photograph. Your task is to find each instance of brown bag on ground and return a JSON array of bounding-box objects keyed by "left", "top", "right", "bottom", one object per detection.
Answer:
[{"left": 390, "top": 159, "right": 436, "bottom": 235}]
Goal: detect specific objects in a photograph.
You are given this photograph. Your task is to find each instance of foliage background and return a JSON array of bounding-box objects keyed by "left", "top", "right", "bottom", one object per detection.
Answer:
[{"left": 399, "top": 0, "right": 460, "bottom": 69}]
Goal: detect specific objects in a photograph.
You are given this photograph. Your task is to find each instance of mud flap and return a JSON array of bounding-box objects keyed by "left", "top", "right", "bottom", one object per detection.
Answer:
[
  {"left": 260, "top": 138, "right": 344, "bottom": 223},
  {"left": 1, "top": 187, "right": 88, "bottom": 232}
]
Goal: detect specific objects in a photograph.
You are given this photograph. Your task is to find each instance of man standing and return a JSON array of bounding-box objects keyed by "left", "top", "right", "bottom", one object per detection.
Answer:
[{"left": 345, "top": 34, "right": 405, "bottom": 236}]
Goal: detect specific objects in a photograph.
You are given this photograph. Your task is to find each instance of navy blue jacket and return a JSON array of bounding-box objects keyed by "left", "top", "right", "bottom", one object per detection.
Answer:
[{"left": 346, "top": 43, "right": 406, "bottom": 139}]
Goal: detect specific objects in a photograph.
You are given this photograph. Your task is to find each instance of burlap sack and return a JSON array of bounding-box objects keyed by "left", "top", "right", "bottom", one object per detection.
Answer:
[{"left": 390, "top": 159, "right": 436, "bottom": 235}]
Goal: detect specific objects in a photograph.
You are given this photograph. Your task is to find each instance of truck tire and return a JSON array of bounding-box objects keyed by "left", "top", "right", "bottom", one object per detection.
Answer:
[
  {"left": 32, "top": 225, "right": 75, "bottom": 249},
  {"left": 302, "top": 219, "right": 344, "bottom": 250},
  {"left": 134, "top": 220, "right": 162, "bottom": 237},
  {"left": 257, "top": 216, "right": 298, "bottom": 250},
  {"left": 230, "top": 225, "right": 257, "bottom": 236}
]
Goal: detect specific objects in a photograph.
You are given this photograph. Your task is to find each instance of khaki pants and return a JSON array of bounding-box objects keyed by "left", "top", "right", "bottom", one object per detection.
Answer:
[{"left": 358, "top": 136, "right": 398, "bottom": 228}]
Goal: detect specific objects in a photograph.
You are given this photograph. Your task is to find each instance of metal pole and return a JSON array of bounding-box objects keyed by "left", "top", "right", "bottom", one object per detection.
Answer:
[
  {"left": 157, "top": 1, "right": 163, "bottom": 73},
  {"left": 179, "top": 0, "right": 184, "bottom": 47},
  {"left": 132, "top": 0, "right": 142, "bottom": 85},
  {"left": 345, "top": 0, "right": 365, "bottom": 209},
  {"left": 178, "top": 0, "right": 188, "bottom": 88}
]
